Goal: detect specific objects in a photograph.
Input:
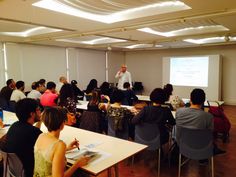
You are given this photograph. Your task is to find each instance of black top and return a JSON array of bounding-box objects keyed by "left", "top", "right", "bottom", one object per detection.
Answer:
[
  {"left": 132, "top": 105, "right": 175, "bottom": 135},
  {"left": 71, "top": 84, "right": 84, "bottom": 98},
  {"left": 122, "top": 90, "right": 138, "bottom": 106},
  {"left": 87, "top": 103, "right": 100, "bottom": 112},
  {"left": 0, "top": 86, "right": 13, "bottom": 101},
  {"left": 5, "top": 121, "right": 42, "bottom": 177}
]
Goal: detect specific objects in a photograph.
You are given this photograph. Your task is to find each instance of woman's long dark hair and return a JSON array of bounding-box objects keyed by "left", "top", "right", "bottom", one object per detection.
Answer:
[
  {"left": 88, "top": 89, "right": 101, "bottom": 106},
  {"left": 59, "top": 84, "right": 75, "bottom": 106},
  {"left": 163, "top": 83, "right": 173, "bottom": 101},
  {"left": 85, "top": 79, "right": 97, "bottom": 94}
]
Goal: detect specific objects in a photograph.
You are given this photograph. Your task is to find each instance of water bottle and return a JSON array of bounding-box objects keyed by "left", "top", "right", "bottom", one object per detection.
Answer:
[{"left": 0, "top": 107, "right": 3, "bottom": 122}]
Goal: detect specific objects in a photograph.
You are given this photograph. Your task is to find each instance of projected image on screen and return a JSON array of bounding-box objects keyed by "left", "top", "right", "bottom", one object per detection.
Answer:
[{"left": 170, "top": 57, "right": 209, "bottom": 87}]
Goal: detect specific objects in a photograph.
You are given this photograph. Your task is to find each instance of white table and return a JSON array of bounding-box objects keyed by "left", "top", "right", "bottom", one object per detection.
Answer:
[
  {"left": 136, "top": 95, "right": 150, "bottom": 102},
  {"left": 2, "top": 111, "right": 147, "bottom": 177},
  {"left": 137, "top": 95, "right": 224, "bottom": 107},
  {"left": 76, "top": 101, "right": 134, "bottom": 111},
  {"left": 55, "top": 126, "right": 146, "bottom": 176},
  {"left": 76, "top": 100, "right": 89, "bottom": 110}
]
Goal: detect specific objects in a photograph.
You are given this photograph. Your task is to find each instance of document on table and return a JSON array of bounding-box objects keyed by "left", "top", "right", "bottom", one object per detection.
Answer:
[{"left": 66, "top": 141, "right": 111, "bottom": 165}]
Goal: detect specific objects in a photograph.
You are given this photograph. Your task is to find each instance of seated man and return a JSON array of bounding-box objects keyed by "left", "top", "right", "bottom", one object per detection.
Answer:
[
  {"left": 10, "top": 81, "right": 26, "bottom": 102},
  {"left": 56, "top": 76, "right": 68, "bottom": 92},
  {"left": 40, "top": 81, "right": 58, "bottom": 107},
  {"left": 4, "top": 98, "right": 42, "bottom": 177},
  {"left": 0, "top": 79, "right": 16, "bottom": 102},
  {"left": 176, "top": 88, "right": 225, "bottom": 156},
  {"left": 27, "top": 81, "right": 42, "bottom": 100}
]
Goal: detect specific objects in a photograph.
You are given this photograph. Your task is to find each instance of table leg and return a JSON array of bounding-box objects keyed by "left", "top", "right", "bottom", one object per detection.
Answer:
[
  {"left": 115, "top": 164, "right": 119, "bottom": 177},
  {"left": 108, "top": 168, "right": 112, "bottom": 177}
]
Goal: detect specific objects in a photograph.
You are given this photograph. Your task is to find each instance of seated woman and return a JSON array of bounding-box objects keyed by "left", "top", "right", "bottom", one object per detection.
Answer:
[
  {"left": 34, "top": 107, "right": 89, "bottom": 177},
  {"left": 100, "top": 81, "right": 112, "bottom": 97},
  {"left": 132, "top": 88, "right": 175, "bottom": 145},
  {"left": 163, "top": 83, "right": 185, "bottom": 110},
  {"left": 58, "top": 84, "right": 80, "bottom": 127},
  {"left": 79, "top": 90, "right": 105, "bottom": 133},
  {"left": 71, "top": 80, "right": 84, "bottom": 100},
  {"left": 84, "top": 79, "right": 98, "bottom": 101},
  {"left": 106, "top": 89, "right": 133, "bottom": 140}
]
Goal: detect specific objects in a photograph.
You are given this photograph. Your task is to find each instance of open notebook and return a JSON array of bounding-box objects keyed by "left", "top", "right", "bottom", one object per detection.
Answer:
[{"left": 66, "top": 148, "right": 111, "bottom": 165}]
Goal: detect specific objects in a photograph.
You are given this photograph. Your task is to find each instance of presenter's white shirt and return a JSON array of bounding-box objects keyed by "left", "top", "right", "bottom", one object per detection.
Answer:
[
  {"left": 10, "top": 89, "right": 26, "bottom": 102},
  {"left": 115, "top": 71, "right": 132, "bottom": 90},
  {"left": 27, "top": 90, "right": 41, "bottom": 100},
  {"left": 56, "top": 82, "right": 63, "bottom": 92}
]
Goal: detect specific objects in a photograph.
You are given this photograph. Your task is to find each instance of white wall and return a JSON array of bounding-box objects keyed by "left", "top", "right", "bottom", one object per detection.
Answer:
[
  {"left": 125, "top": 45, "right": 236, "bottom": 105},
  {"left": 0, "top": 43, "right": 107, "bottom": 92},
  {"left": 125, "top": 52, "right": 163, "bottom": 94},
  {"left": 5, "top": 43, "right": 67, "bottom": 91},
  {"left": 76, "top": 48, "right": 106, "bottom": 90}
]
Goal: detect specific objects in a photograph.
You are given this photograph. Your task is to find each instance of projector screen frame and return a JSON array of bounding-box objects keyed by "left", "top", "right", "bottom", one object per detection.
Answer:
[{"left": 162, "top": 55, "right": 222, "bottom": 101}]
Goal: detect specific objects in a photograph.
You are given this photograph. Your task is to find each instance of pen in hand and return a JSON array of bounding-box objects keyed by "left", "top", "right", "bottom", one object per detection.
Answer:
[{"left": 75, "top": 138, "right": 80, "bottom": 150}]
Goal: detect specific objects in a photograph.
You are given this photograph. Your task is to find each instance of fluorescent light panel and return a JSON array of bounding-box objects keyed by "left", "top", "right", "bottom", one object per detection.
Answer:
[
  {"left": 138, "top": 25, "right": 229, "bottom": 37},
  {"left": 184, "top": 36, "right": 236, "bottom": 44},
  {"left": 184, "top": 37, "right": 225, "bottom": 44},
  {"left": 56, "top": 37, "right": 126, "bottom": 45},
  {"left": 33, "top": 0, "right": 191, "bottom": 24},
  {"left": 126, "top": 44, "right": 162, "bottom": 49},
  {"left": 0, "top": 26, "right": 62, "bottom": 37}
]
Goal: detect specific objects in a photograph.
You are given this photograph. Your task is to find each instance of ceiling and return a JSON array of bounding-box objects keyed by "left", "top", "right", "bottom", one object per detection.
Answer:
[{"left": 1, "top": 0, "right": 236, "bottom": 51}]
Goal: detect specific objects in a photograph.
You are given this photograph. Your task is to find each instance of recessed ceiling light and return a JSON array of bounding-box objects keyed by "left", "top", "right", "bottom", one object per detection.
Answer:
[
  {"left": 184, "top": 37, "right": 225, "bottom": 44},
  {"left": 230, "top": 37, "right": 236, "bottom": 41},
  {"left": 33, "top": 0, "right": 191, "bottom": 24},
  {"left": 125, "top": 44, "right": 162, "bottom": 49},
  {"left": 56, "top": 37, "right": 126, "bottom": 45},
  {"left": 0, "top": 26, "right": 62, "bottom": 37},
  {"left": 138, "top": 25, "right": 229, "bottom": 37}
]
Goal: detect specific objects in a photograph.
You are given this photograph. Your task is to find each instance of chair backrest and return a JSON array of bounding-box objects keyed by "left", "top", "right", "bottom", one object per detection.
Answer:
[
  {"left": 178, "top": 127, "right": 213, "bottom": 160},
  {"left": 0, "top": 150, "right": 25, "bottom": 177},
  {"left": 107, "top": 117, "right": 129, "bottom": 140},
  {"left": 0, "top": 96, "right": 9, "bottom": 111},
  {"left": 79, "top": 111, "right": 102, "bottom": 133},
  {"left": 8, "top": 101, "right": 16, "bottom": 113},
  {"left": 135, "top": 123, "right": 160, "bottom": 150}
]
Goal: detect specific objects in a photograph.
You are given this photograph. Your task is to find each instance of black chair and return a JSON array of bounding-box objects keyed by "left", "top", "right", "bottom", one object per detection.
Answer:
[
  {"left": 133, "top": 82, "right": 144, "bottom": 95},
  {"left": 79, "top": 111, "right": 102, "bottom": 133}
]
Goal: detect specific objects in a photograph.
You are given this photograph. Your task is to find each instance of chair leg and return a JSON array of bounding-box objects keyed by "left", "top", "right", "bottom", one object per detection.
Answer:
[
  {"left": 211, "top": 157, "right": 214, "bottom": 177},
  {"left": 178, "top": 153, "right": 182, "bottom": 177},
  {"left": 157, "top": 148, "right": 161, "bottom": 177}
]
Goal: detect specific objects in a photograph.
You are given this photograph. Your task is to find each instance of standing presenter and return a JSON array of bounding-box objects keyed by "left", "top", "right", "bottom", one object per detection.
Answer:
[{"left": 115, "top": 64, "right": 132, "bottom": 90}]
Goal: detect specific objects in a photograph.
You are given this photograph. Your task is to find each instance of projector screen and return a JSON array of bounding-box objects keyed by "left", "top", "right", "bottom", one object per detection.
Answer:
[
  {"left": 170, "top": 57, "right": 209, "bottom": 87},
  {"left": 163, "top": 55, "right": 222, "bottom": 101}
]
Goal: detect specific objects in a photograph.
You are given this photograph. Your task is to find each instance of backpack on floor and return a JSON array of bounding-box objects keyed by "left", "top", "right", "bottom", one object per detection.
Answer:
[{"left": 208, "top": 101, "right": 231, "bottom": 142}]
